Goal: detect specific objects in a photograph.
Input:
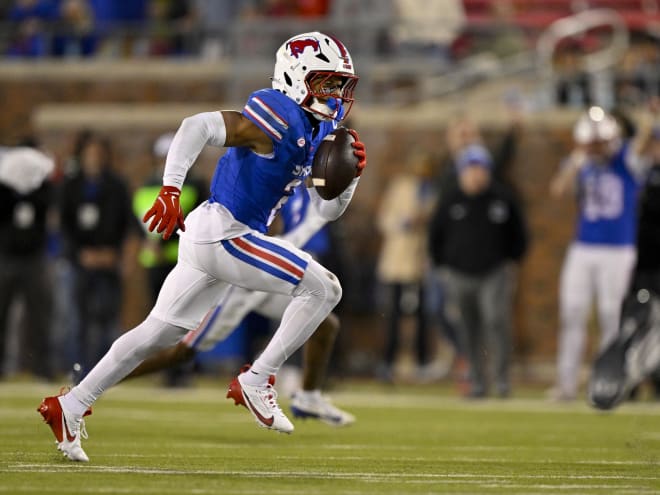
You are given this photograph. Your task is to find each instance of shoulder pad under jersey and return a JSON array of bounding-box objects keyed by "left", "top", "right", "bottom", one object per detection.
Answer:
[{"left": 242, "top": 89, "right": 300, "bottom": 143}]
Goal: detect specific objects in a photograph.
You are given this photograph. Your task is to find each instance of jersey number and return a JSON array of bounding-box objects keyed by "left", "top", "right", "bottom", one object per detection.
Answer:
[{"left": 583, "top": 173, "right": 623, "bottom": 221}]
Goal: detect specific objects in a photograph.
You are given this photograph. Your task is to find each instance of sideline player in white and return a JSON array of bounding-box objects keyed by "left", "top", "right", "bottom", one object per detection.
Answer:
[
  {"left": 125, "top": 185, "right": 355, "bottom": 427},
  {"left": 37, "top": 31, "right": 366, "bottom": 462},
  {"left": 549, "top": 106, "right": 650, "bottom": 401}
]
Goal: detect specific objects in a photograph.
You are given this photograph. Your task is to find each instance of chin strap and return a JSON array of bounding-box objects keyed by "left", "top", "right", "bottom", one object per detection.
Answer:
[{"left": 307, "top": 97, "right": 340, "bottom": 121}]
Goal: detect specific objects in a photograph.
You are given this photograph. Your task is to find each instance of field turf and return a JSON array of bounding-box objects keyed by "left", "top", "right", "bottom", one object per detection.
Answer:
[{"left": 1, "top": 379, "right": 659, "bottom": 494}]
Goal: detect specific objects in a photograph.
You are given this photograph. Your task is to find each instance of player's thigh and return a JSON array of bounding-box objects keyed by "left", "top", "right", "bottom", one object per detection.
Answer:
[
  {"left": 595, "top": 246, "right": 636, "bottom": 308},
  {"left": 151, "top": 259, "right": 228, "bottom": 330},
  {"left": 191, "top": 232, "right": 313, "bottom": 297},
  {"left": 559, "top": 244, "right": 594, "bottom": 309}
]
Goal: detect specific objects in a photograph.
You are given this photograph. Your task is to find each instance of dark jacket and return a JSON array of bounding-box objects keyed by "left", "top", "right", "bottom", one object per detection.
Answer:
[
  {"left": 0, "top": 181, "right": 52, "bottom": 257},
  {"left": 59, "top": 169, "right": 138, "bottom": 260},
  {"left": 428, "top": 181, "right": 529, "bottom": 276}
]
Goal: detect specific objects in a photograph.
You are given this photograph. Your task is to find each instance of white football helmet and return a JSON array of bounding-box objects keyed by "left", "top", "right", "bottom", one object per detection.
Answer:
[
  {"left": 573, "top": 106, "right": 620, "bottom": 145},
  {"left": 272, "top": 32, "right": 358, "bottom": 121}
]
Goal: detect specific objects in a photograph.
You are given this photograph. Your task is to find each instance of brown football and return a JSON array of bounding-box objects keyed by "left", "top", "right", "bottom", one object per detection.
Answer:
[{"left": 311, "top": 127, "right": 358, "bottom": 200}]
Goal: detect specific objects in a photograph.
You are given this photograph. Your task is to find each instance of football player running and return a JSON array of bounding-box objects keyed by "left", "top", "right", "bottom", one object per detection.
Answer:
[
  {"left": 125, "top": 185, "right": 355, "bottom": 427},
  {"left": 549, "top": 106, "right": 650, "bottom": 401},
  {"left": 38, "top": 31, "right": 366, "bottom": 462}
]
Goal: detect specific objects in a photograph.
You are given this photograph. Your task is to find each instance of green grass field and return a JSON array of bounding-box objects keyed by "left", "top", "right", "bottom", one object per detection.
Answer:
[{"left": 1, "top": 379, "right": 659, "bottom": 495}]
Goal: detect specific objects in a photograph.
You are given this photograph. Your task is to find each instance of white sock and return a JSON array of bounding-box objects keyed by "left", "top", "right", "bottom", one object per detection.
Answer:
[
  {"left": 239, "top": 366, "right": 271, "bottom": 387},
  {"left": 59, "top": 392, "right": 89, "bottom": 418}
]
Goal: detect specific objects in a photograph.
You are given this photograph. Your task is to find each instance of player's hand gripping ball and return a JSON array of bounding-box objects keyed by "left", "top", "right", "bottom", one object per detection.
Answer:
[{"left": 312, "top": 127, "right": 367, "bottom": 200}]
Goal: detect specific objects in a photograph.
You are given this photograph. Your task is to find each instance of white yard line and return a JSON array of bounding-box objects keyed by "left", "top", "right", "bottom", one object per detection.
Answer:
[{"left": 5, "top": 463, "right": 660, "bottom": 481}]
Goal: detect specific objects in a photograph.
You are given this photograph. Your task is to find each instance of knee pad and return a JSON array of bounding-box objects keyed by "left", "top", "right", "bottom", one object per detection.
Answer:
[{"left": 295, "top": 260, "right": 343, "bottom": 309}]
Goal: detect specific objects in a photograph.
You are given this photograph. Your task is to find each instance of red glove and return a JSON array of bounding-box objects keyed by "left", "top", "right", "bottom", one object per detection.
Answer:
[
  {"left": 348, "top": 128, "right": 367, "bottom": 177},
  {"left": 142, "top": 186, "right": 186, "bottom": 240}
]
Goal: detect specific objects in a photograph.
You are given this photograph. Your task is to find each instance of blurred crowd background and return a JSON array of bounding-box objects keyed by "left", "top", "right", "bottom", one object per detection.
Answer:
[{"left": 1, "top": 0, "right": 660, "bottom": 401}]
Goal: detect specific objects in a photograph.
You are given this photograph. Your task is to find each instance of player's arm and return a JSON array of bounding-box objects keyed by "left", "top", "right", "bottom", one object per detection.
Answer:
[
  {"left": 143, "top": 110, "right": 272, "bottom": 239},
  {"left": 626, "top": 99, "right": 659, "bottom": 179},
  {"left": 162, "top": 110, "right": 270, "bottom": 188},
  {"left": 221, "top": 111, "right": 273, "bottom": 154},
  {"left": 307, "top": 178, "right": 359, "bottom": 221},
  {"left": 549, "top": 148, "right": 587, "bottom": 199}
]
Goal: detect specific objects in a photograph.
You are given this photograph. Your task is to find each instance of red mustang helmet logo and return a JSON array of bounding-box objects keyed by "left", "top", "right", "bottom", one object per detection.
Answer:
[{"left": 287, "top": 38, "right": 320, "bottom": 58}]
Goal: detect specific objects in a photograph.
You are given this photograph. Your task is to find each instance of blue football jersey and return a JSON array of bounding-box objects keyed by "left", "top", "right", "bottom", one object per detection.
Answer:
[
  {"left": 575, "top": 141, "right": 643, "bottom": 246},
  {"left": 208, "top": 89, "right": 338, "bottom": 233}
]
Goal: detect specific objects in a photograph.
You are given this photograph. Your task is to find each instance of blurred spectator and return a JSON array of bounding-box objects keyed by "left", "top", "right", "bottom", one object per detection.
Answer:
[
  {"left": 0, "top": 139, "right": 56, "bottom": 380},
  {"left": 133, "top": 132, "right": 206, "bottom": 303},
  {"left": 329, "top": 0, "right": 395, "bottom": 56},
  {"left": 469, "top": 0, "right": 528, "bottom": 61},
  {"left": 549, "top": 106, "right": 651, "bottom": 401},
  {"left": 391, "top": 0, "right": 464, "bottom": 61},
  {"left": 8, "top": 0, "right": 58, "bottom": 21},
  {"left": 553, "top": 39, "right": 593, "bottom": 108},
  {"left": 430, "top": 116, "right": 485, "bottom": 384},
  {"left": 429, "top": 144, "right": 528, "bottom": 398},
  {"left": 142, "top": 0, "right": 194, "bottom": 56},
  {"left": 6, "top": 17, "right": 48, "bottom": 57},
  {"left": 50, "top": 129, "right": 90, "bottom": 376},
  {"left": 5, "top": 0, "right": 58, "bottom": 57},
  {"left": 58, "top": 132, "right": 140, "bottom": 375},
  {"left": 131, "top": 132, "right": 206, "bottom": 386},
  {"left": 51, "top": 0, "right": 98, "bottom": 57},
  {"left": 486, "top": 0, "right": 528, "bottom": 59},
  {"left": 614, "top": 33, "right": 660, "bottom": 108},
  {"left": 376, "top": 150, "right": 438, "bottom": 382},
  {"left": 442, "top": 107, "right": 524, "bottom": 193},
  {"left": 87, "top": 0, "right": 149, "bottom": 57},
  {"left": 445, "top": 114, "right": 481, "bottom": 158},
  {"left": 192, "top": 0, "right": 239, "bottom": 60},
  {"left": 431, "top": 111, "right": 525, "bottom": 381}
]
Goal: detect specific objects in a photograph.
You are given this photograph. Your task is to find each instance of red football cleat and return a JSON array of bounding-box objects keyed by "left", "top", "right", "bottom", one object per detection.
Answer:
[{"left": 37, "top": 390, "right": 91, "bottom": 462}]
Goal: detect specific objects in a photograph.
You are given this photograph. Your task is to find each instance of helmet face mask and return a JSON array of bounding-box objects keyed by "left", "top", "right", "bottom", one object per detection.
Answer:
[
  {"left": 272, "top": 32, "right": 358, "bottom": 121},
  {"left": 305, "top": 72, "right": 358, "bottom": 121}
]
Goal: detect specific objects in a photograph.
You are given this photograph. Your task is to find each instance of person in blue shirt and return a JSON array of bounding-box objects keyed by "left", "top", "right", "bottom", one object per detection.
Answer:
[
  {"left": 38, "top": 31, "right": 367, "bottom": 462},
  {"left": 549, "top": 106, "right": 651, "bottom": 401}
]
